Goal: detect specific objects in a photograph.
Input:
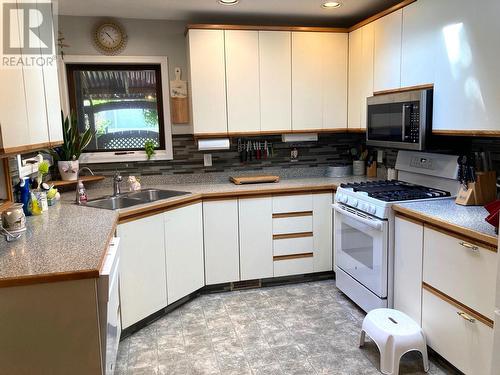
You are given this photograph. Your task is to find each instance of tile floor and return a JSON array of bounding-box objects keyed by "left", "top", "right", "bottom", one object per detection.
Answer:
[{"left": 115, "top": 280, "right": 458, "bottom": 375}]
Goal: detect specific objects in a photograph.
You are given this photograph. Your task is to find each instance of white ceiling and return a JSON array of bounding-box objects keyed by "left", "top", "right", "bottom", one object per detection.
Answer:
[{"left": 58, "top": 0, "right": 404, "bottom": 27}]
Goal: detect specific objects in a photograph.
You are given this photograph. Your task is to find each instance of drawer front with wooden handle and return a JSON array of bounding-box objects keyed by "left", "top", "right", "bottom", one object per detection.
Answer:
[
  {"left": 423, "top": 226, "right": 497, "bottom": 320},
  {"left": 273, "top": 256, "right": 314, "bottom": 277},
  {"left": 272, "top": 194, "right": 312, "bottom": 214},
  {"left": 422, "top": 288, "right": 493, "bottom": 375},
  {"left": 273, "top": 236, "right": 313, "bottom": 257},
  {"left": 273, "top": 216, "right": 313, "bottom": 235}
]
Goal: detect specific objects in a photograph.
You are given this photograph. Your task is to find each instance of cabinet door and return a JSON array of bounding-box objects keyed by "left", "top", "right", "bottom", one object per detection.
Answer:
[
  {"left": 21, "top": 0, "right": 49, "bottom": 146},
  {"left": 165, "top": 203, "right": 204, "bottom": 304},
  {"left": 313, "top": 193, "right": 333, "bottom": 272},
  {"left": 187, "top": 29, "right": 227, "bottom": 134},
  {"left": 373, "top": 9, "right": 402, "bottom": 92},
  {"left": 394, "top": 216, "right": 423, "bottom": 324},
  {"left": 348, "top": 24, "right": 374, "bottom": 129},
  {"left": 239, "top": 197, "right": 273, "bottom": 280},
  {"left": 0, "top": 0, "right": 30, "bottom": 151},
  {"left": 117, "top": 215, "right": 167, "bottom": 329},
  {"left": 203, "top": 200, "right": 240, "bottom": 285},
  {"left": 401, "top": 0, "right": 500, "bottom": 132},
  {"left": 292, "top": 32, "right": 324, "bottom": 130},
  {"left": 225, "top": 30, "right": 260, "bottom": 133},
  {"left": 259, "top": 31, "right": 292, "bottom": 132},
  {"left": 322, "top": 33, "right": 348, "bottom": 130}
]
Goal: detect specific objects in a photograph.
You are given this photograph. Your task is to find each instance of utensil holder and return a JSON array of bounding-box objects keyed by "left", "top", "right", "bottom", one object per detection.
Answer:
[
  {"left": 353, "top": 161, "right": 365, "bottom": 176},
  {"left": 455, "top": 171, "right": 497, "bottom": 206}
]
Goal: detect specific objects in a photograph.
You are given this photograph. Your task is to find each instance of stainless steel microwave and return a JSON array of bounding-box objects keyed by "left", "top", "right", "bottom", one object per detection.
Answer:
[{"left": 366, "top": 88, "right": 433, "bottom": 151}]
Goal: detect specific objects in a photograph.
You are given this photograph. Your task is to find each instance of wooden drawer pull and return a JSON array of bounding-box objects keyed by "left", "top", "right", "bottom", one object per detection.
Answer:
[
  {"left": 457, "top": 311, "right": 476, "bottom": 323},
  {"left": 458, "top": 241, "right": 479, "bottom": 252}
]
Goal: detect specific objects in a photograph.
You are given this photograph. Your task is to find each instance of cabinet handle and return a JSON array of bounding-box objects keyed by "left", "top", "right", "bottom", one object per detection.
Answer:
[
  {"left": 458, "top": 241, "right": 479, "bottom": 252},
  {"left": 457, "top": 311, "right": 476, "bottom": 323}
]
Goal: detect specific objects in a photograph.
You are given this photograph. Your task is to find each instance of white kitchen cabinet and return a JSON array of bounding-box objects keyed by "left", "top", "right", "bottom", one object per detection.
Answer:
[
  {"left": 164, "top": 203, "right": 205, "bottom": 304},
  {"left": 187, "top": 29, "right": 227, "bottom": 135},
  {"left": 225, "top": 30, "right": 261, "bottom": 133},
  {"left": 401, "top": 0, "right": 500, "bottom": 132},
  {"left": 394, "top": 216, "right": 423, "bottom": 324},
  {"left": 292, "top": 32, "right": 348, "bottom": 130},
  {"left": 203, "top": 199, "right": 240, "bottom": 285},
  {"left": 348, "top": 23, "right": 374, "bottom": 129},
  {"left": 423, "top": 289, "right": 493, "bottom": 375},
  {"left": 117, "top": 214, "right": 167, "bottom": 329},
  {"left": 259, "top": 31, "right": 292, "bottom": 132},
  {"left": 373, "top": 9, "right": 402, "bottom": 92},
  {"left": 313, "top": 193, "right": 333, "bottom": 272},
  {"left": 239, "top": 197, "right": 273, "bottom": 280}
]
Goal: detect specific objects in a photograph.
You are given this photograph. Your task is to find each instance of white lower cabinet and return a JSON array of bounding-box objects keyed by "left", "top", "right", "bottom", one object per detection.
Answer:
[
  {"left": 423, "top": 289, "right": 493, "bottom": 375},
  {"left": 274, "top": 257, "right": 314, "bottom": 278},
  {"left": 394, "top": 216, "right": 424, "bottom": 324},
  {"left": 313, "top": 193, "right": 333, "bottom": 272},
  {"left": 203, "top": 200, "right": 240, "bottom": 285},
  {"left": 239, "top": 197, "right": 274, "bottom": 280},
  {"left": 117, "top": 215, "right": 167, "bottom": 329},
  {"left": 165, "top": 203, "right": 205, "bottom": 304}
]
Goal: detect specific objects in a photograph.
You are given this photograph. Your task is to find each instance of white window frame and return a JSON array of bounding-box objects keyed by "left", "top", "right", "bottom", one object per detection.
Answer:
[{"left": 59, "top": 55, "right": 173, "bottom": 163}]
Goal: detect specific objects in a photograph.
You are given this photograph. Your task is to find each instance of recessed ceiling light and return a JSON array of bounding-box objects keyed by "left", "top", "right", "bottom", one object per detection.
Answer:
[
  {"left": 322, "top": 1, "right": 342, "bottom": 9},
  {"left": 219, "top": 0, "right": 239, "bottom": 5}
]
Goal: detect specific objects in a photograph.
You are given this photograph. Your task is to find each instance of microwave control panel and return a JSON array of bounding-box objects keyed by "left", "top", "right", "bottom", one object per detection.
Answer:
[{"left": 407, "top": 103, "right": 420, "bottom": 143}]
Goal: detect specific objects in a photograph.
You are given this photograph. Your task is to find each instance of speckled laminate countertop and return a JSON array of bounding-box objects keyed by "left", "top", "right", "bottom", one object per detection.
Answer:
[
  {"left": 393, "top": 198, "right": 498, "bottom": 248},
  {"left": 1, "top": 175, "right": 370, "bottom": 287}
]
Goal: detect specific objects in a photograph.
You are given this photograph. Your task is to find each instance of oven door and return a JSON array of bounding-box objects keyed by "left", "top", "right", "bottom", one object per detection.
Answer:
[{"left": 333, "top": 203, "right": 389, "bottom": 298}]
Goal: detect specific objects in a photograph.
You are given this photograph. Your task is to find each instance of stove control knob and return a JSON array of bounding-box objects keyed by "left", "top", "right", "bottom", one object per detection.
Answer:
[
  {"left": 359, "top": 203, "right": 367, "bottom": 211},
  {"left": 349, "top": 198, "right": 358, "bottom": 207},
  {"left": 369, "top": 205, "right": 377, "bottom": 214},
  {"left": 338, "top": 194, "right": 347, "bottom": 203}
]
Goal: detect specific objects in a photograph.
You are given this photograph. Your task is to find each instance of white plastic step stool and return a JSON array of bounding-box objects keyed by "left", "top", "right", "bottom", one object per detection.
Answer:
[{"left": 360, "top": 308, "right": 429, "bottom": 375}]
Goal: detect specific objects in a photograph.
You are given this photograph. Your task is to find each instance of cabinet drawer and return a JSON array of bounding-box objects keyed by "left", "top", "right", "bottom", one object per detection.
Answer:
[
  {"left": 272, "top": 194, "right": 312, "bottom": 213},
  {"left": 422, "top": 288, "right": 493, "bottom": 375},
  {"left": 423, "top": 226, "right": 497, "bottom": 319},
  {"left": 273, "top": 236, "right": 313, "bottom": 257},
  {"left": 274, "top": 256, "right": 314, "bottom": 277},
  {"left": 273, "top": 216, "right": 313, "bottom": 235}
]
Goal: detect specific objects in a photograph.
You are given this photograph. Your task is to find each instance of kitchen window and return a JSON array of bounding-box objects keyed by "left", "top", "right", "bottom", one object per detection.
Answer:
[{"left": 61, "top": 56, "right": 173, "bottom": 163}]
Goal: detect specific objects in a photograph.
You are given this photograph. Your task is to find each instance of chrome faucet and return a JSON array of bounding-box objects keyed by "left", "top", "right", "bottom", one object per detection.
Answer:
[
  {"left": 113, "top": 171, "right": 123, "bottom": 196},
  {"left": 75, "top": 167, "right": 94, "bottom": 204}
]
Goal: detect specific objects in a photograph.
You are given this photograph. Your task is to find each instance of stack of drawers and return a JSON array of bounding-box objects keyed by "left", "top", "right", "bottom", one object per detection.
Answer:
[
  {"left": 422, "top": 226, "right": 497, "bottom": 375},
  {"left": 272, "top": 194, "right": 315, "bottom": 277}
]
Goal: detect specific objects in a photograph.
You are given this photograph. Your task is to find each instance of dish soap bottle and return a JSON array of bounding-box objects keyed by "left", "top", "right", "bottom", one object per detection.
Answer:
[{"left": 76, "top": 180, "right": 88, "bottom": 204}]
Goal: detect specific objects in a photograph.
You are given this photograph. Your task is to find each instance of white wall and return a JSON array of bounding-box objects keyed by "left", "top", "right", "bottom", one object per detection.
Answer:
[{"left": 58, "top": 16, "right": 192, "bottom": 134}]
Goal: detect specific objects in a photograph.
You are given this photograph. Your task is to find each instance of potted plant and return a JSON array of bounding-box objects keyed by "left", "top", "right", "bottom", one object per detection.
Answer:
[{"left": 47, "top": 113, "right": 94, "bottom": 181}]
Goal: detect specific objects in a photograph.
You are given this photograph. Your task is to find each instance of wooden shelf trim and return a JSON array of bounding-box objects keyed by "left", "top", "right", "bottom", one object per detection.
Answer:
[
  {"left": 423, "top": 282, "right": 494, "bottom": 329},
  {"left": 272, "top": 211, "right": 313, "bottom": 219},
  {"left": 49, "top": 175, "right": 105, "bottom": 187},
  {"left": 392, "top": 205, "right": 498, "bottom": 249},
  {"left": 273, "top": 252, "right": 313, "bottom": 261},
  {"left": 193, "top": 128, "right": 365, "bottom": 139},
  {"left": 273, "top": 232, "right": 313, "bottom": 240},
  {"left": 432, "top": 130, "right": 500, "bottom": 137},
  {"left": 186, "top": 24, "right": 348, "bottom": 34},
  {"left": 348, "top": 0, "right": 417, "bottom": 32},
  {"left": 373, "top": 83, "right": 434, "bottom": 96},
  {"left": 394, "top": 212, "right": 424, "bottom": 226}
]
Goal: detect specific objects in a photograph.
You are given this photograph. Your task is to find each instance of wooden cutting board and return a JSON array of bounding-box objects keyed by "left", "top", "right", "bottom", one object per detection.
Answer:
[{"left": 230, "top": 175, "right": 280, "bottom": 185}]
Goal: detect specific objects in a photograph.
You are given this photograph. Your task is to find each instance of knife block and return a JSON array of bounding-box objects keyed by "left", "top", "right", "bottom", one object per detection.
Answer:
[{"left": 455, "top": 171, "right": 497, "bottom": 206}]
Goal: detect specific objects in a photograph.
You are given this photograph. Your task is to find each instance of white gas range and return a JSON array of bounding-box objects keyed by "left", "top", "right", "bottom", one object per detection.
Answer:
[{"left": 333, "top": 151, "right": 460, "bottom": 312}]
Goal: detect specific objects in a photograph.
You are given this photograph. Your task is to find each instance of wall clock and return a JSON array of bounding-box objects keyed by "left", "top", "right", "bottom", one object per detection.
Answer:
[{"left": 93, "top": 21, "right": 128, "bottom": 55}]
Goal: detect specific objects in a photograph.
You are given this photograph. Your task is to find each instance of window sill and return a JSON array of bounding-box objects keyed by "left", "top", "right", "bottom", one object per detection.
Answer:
[{"left": 79, "top": 150, "right": 172, "bottom": 164}]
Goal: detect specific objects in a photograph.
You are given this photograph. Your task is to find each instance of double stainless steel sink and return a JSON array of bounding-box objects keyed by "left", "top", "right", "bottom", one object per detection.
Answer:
[{"left": 84, "top": 189, "right": 190, "bottom": 210}]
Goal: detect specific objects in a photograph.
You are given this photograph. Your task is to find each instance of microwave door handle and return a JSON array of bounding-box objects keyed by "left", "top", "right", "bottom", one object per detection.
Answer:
[
  {"left": 333, "top": 204, "right": 383, "bottom": 231},
  {"left": 402, "top": 104, "right": 407, "bottom": 141}
]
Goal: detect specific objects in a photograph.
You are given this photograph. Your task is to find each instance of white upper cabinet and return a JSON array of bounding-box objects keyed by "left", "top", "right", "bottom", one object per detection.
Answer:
[
  {"left": 292, "top": 32, "right": 348, "bottom": 130},
  {"left": 373, "top": 9, "right": 402, "bottom": 92},
  {"left": 187, "top": 29, "right": 227, "bottom": 135},
  {"left": 348, "top": 23, "right": 374, "bottom": 129},
  {"left": 259, "top": 31, "right": 292, "bottom": 132},
  {"left": 225, "top": 30, "right": 261, "bottom": 133},
  {"left": 401, "top": 0, "right": 500, "bottom": 132}
]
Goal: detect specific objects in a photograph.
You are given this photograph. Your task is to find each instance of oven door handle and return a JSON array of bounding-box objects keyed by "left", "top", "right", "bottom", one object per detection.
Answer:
[{"left": 333, "top": 204, "right": 384, "bottom": 231}]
